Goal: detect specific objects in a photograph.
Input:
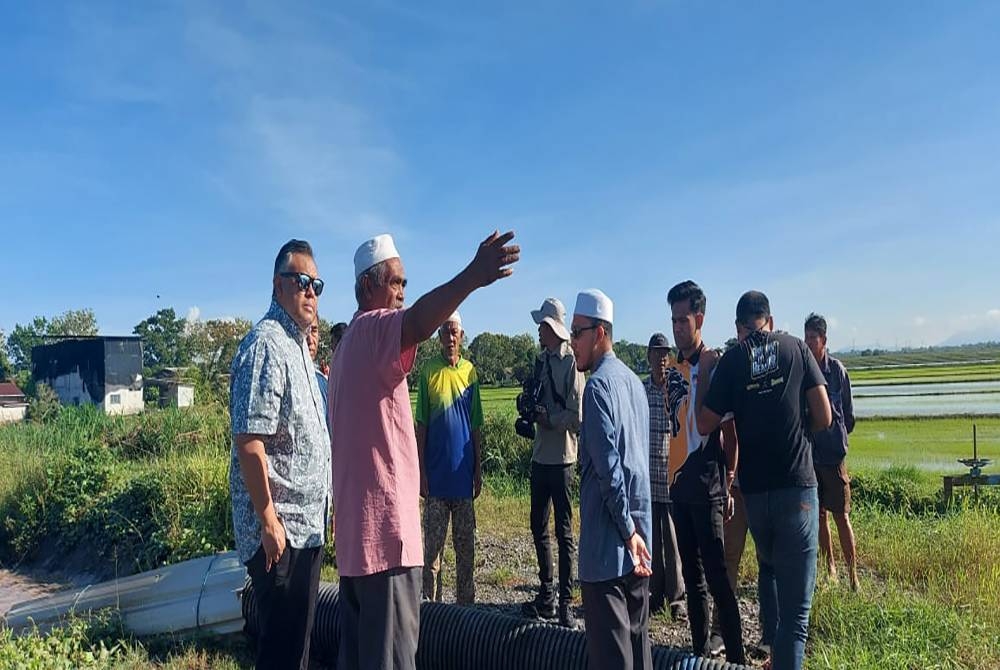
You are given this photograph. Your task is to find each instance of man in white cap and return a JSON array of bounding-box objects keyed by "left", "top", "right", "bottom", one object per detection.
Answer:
[
  {"left": 521, "top": 297, "right": 585, "bottom": 628},
  {"left": 415, "top": 311, "right": 484, "bottom": 605},
  {"left": 329, "top": 231, "right": 519, "bottom": 670},
  {"left": 570, "top": 289, "right": 653, "bottom": 670}
]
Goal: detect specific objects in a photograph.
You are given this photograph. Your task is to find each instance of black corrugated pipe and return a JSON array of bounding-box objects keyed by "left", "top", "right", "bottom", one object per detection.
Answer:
[{"left": 243, "top": 579, "right": 749, "bottom": 670}]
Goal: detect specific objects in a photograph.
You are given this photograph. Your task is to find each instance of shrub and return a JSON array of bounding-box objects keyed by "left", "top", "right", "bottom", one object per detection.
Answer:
[{"left": 25, "top": 382, "right": 62, "bottom": 424}]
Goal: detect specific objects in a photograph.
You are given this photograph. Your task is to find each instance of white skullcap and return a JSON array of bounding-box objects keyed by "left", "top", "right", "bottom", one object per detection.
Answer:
[
  {"left": 354, "top": 234, "right": 400, "bottom": 278},
  {"left": 574, "top": 289, "right": 614, "bottom": 324},
  {"left": 445, "top": 311, "right": 462, "bottom": 328}
]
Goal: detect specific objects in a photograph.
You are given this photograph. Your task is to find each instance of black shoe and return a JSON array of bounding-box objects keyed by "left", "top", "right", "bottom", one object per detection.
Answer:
[
  {"left": 521, "top": 598, "right": 557, "bottom": 620},
  {"left": 670, "top": 602, "right": 688, "bottom": 622},
  {"left": 558, "top": 603, "right": 578, "bottom": 629}
]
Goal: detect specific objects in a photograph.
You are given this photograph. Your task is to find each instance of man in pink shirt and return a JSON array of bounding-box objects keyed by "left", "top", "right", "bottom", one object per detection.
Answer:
[{"left": 329, "top": 231, "right": 519, "bottom": 670}]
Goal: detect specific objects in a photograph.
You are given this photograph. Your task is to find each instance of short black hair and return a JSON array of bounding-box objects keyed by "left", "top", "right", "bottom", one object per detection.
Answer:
[
  {"left": 804, "top": 312, "right": 827, "bottom": 338},
  {"left": 274, "top": 239, "right": 314, "bottom": 276},
  {"left": 667, "top": 280, "right": 707, "bottom": 314},
  {"left": 591, "top": 318, "right": 613, "bottom": 341},
  {"left": 736, "top": 290, "right": 771, "bottom": 327},
  {"left": 331, "top": 322, "right": 348, "bottom": 342}
]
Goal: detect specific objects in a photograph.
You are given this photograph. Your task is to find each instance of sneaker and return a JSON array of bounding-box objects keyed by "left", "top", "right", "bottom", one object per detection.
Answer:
[
  {"left": 670, "top": 602, "right": 688, "bottom": 623},
  {"left": 521, "top": 597, "right": 557, "bottom": 620},
  {"left": 708, "top": 633, "right": 725, "bottom": 657},
  {"left": 558, "top": 603, "right": 578, "bottom": 630}
]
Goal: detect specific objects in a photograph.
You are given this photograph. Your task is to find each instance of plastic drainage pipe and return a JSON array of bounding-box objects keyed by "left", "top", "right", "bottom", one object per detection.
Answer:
[{"left": 243, "top": 580, "right": 749, "bottom": 670}]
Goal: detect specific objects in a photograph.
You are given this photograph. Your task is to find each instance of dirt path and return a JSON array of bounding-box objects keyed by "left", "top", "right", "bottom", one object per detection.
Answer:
[{"left": 0, "top": 569, "right": 63, "bottom": 618}]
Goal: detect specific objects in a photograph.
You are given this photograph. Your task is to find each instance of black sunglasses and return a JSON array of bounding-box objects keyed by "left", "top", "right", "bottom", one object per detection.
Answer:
[
  {"left": 280, "top": 272, "right": 325, "bottom": 297},
  {"left": 570, "top": 325, "right": 599, "bottom": 340}
]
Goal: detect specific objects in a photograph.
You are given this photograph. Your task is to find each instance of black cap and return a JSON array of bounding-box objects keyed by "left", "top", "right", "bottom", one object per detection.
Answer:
[
  {"left": 647, "top": 332, "right": 672, "bottom": 349},
  {"left": 736, "top": 290, "right": 771, "bottom": 325}
]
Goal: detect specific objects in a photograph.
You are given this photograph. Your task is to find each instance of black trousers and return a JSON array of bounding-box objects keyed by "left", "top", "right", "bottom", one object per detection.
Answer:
[
  {"left": 672, "top": 499, "right": 746, "bottom": 664},
  {"left": 245, "top": 543, "right": 324, "bottom": 670},
  {"left": 650, "top": 501, "right": 685, "bottom": 612},
  {"left": 581, "top": 571, "right": 652, "bottom": 670},
  {"left": 529, "top": 462, "right": 576, "bottom": 604},
  {"left": 338, "top": 566, "right": 421, "bottom": 670}
]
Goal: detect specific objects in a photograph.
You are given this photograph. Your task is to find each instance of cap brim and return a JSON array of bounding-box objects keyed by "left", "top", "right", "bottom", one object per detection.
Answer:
[{"left": 542, "top": 317, "right": 570, "bottom": 341}]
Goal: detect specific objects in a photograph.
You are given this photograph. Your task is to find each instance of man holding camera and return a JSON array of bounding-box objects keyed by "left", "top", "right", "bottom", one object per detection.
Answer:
[{"left": 520, "top": 297, "right": 586, "bottom": 628}]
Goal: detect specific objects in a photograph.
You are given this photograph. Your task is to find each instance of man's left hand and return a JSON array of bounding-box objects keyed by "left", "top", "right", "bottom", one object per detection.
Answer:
[{"left": 627, "top": 531, "right": 653, "bottom": 578}]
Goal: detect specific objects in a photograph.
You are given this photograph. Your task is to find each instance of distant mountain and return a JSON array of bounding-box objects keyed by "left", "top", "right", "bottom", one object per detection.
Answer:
[{"left": 938, "top": 327, "right": 1000, "bottom": 347}]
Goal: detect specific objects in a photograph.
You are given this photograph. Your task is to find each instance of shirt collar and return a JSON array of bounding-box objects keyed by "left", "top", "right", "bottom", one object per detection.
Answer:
[
  {"left": 438, "top": 352, "right": 463, "bottom": 368},
  {"left": 544, "top": 341, "right": 571, "bottom": 360},
  {"left": 818, "top": 352, "right": 831, "bottom": 373},
  {"left": 592, "top": 349, "right": 617, "bottom": 373},
  {"left": 265, "top": 299, "right": 305, "bottom": 339},
  {"left": 676, "top": 342, "right": 704, "bottom": 365}
]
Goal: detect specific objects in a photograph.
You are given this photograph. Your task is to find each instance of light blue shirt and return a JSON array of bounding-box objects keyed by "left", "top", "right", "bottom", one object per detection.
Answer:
[{"left": 578, "top": 351, "right": 652, "bottom": 583}]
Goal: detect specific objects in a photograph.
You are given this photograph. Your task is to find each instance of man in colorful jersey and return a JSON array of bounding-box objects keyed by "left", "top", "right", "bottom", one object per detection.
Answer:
[
  {"left": 416, "top": 311, "right": 484, "bottom": 605},
  {"left": 699, "top": 291, "right": 831, "bottom": 670},
  {"left": 329, "top": 231, "right": 519, "bottom": 670},
  {"left": 571, "top": 289, "right": 653, "bottom": 670},
  {"left": 642, "top": 332, "right": 686, "bottom": 621},
  {"left": 665, "top": 280, "right": 744, "bottom": 664},
  {"left": 804, "top": 312, "right": 859, "bottom": 591}
]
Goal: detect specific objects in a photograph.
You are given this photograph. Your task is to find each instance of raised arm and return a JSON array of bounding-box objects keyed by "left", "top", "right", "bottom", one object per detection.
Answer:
[{"left": 401, "top": 231, "right": 520, "bottom": 351}]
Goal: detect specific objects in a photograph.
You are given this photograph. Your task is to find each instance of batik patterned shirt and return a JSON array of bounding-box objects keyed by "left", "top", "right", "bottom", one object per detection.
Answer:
[{"left": 229, "top": 300, "right": 331, "bottom": 564}]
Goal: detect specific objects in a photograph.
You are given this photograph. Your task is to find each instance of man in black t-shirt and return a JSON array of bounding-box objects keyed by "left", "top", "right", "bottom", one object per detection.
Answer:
[{"left": 697, "top": 291, "right": 831, "bottom": 670}]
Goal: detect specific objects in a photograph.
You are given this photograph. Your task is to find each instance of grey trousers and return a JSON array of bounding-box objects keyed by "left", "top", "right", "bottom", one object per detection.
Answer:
[
  {"left": 650, "top": 501, "right": 685, "bottom": 612},
  {"left": 338, "top": 566, "right": 421, "bottom": 670},
  {"left": 581, "top": 572, "right": 652, "bottom": 670}
]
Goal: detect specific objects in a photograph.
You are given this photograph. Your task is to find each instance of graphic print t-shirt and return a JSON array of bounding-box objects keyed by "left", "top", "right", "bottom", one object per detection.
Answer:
[
  {"left": 666, "top": 345, "right": 728, "bottom": 504},
  {"left": 704, "top": 330, "right": 826, "bottom": 495},
  {"left": 414, "top": 355, "right": 484, "bottom": 499}
]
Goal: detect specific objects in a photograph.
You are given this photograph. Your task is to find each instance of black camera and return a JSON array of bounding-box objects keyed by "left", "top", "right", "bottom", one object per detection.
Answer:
[{"left": 514, "top": 377, "right": 543, "bottom": 439}]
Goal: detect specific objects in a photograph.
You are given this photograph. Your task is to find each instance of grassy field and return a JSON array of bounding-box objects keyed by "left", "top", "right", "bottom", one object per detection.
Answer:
[
  {"left": 849, "top": 362, "right": 1000, "bottom": 386},
  {"left": 2, "top": 399, "right": 999, "bottom": 668}
]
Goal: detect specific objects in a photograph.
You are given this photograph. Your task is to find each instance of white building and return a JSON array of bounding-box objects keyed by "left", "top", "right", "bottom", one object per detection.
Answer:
[
  {"left": 31, "top": 336, "right": 144, "bottom": 415},
  {"left": 0, "top": 381, "right": 28, "bottom": 423}
]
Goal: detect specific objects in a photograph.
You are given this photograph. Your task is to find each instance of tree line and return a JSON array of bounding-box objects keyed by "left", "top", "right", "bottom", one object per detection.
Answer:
[{"left": 1, "top": 307, "right": 657, "bottom": 402}]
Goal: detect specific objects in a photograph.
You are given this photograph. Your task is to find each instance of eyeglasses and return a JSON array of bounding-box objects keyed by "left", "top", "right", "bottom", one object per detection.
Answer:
[
  {"left": 570, "top": 325, "right": 599, "bottom": 340},
  {"left": 280, "top": 272, "right": 325, "bottom": 296}
]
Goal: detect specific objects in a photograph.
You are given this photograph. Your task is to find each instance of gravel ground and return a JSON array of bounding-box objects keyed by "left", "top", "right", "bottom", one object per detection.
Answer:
[{"left": 430, "top": 531, "right": 770, "bottom": 667}]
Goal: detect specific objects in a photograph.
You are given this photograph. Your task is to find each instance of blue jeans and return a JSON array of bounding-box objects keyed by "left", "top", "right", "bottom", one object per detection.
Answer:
[{"left": 743, "top": 487, "right": 819, "bottom": 670}]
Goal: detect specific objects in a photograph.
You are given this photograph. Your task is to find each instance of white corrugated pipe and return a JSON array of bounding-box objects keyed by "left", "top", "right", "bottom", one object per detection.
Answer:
[{"left": 2, "top": 551, "right": 246, "bottom": 636}]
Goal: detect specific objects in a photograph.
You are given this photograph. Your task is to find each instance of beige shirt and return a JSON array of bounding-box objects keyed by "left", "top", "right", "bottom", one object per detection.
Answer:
[{"left": 531, "top": 341, "right": 585, "bottom": 465}]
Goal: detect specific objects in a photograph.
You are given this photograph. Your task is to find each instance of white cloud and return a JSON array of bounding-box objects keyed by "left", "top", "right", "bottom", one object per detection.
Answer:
[
  {"left": 186, "top": 306, "right": 201, "bottom": 323},
  {"left": 988, "top": 309, "right": 1000, "bottom": 320},
  {"left": 913, "top": 316, "right": 927, "bottom": 326}
]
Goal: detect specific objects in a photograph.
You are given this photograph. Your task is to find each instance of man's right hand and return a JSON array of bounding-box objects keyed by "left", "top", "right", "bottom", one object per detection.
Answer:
[
  {"left": 465, "top": 231, "right": 520, "bottom": 288},
  {"left": 262, "top": 513, "right": 287, "bottom": 573},
  {"left": 627, "top": 531, "right": 653, "bottom": 578}
]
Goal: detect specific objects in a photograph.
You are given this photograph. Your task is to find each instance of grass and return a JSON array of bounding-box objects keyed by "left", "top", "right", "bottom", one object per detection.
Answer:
[
  {"left": 850, "top": 363, "right": 1000, "bottom": 386},
  {"left": 2, "top": 398, "right": 1000, "bottom": 668},
  {"left": 849, "top": 416, "right": 1000, "bottom": 474}
]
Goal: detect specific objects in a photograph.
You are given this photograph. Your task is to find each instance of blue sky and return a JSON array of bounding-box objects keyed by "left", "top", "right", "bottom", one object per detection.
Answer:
[{"left": 2, "top": 1, "right": 998, "bottom": 350}]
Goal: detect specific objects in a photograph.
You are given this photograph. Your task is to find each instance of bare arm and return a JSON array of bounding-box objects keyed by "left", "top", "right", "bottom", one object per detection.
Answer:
[
  {"left": 235, "top": 434, "right": 285, "bottom": 571},
  {"left": 697, "top": 406, "right": 724, "bottom": 437},
  {"left": 721, "top": 419, "right": 738, "bottom": 490},
  {"left": 417, "top": 423, "right": 429, "bottom": 498},
  {"left": 806, "top": 385, "right": 833, "bottom": 432},
  {"left": 472, "top": 428, "right": 483, "bottom": 499},
  {"left": 401, "top": 231, "right": 520, "bottom": 351},
  {"left": 842, "top": 368, "right": 856, "bottom": 434}
]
